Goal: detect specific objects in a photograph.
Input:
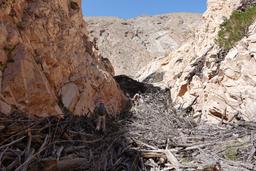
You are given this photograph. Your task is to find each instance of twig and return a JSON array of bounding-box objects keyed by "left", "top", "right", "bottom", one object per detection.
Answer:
[
  {"left": 165, "top": 138, "right": 169, "bottom": 150},
  {"left": 131, "top": 138, "right": 158, "bottom": 150},
  {"left": 141, "top": 151, "right": 166, "bottom": 159},
  {"left": 56, "top": 146, "right": 64, "bottom": 160},
  {"left": 162, "top": 166, "right": 175, "bottom": 171},
  {"left": 0, "top": 147, "right": 8, "bottom": 163},
  {"left": 141, "top": 149, "right": 181, "bottom": 171},
  {"left": 164, "top": 150, "right": 181, "bottom": 171},
  {"left": 247, "top": 131, "right": 256, "bottom": 162},
  {"left": 15, "top": 148, "right": 35, "bottom": 171},
  {"left": 64, "top": 145, "right": 88, "bottom": 154},
  {"left": 25, "top": 129, "right": 32, "bottom": 159},
  {"left": 6, "top": 158, "right": 19, "bottom": 171},
  {"left": 16, "top": 135, "right": 50, "bottom": 171},
  {"left": 52, "top": 118, "right": 61, "bottom": 142},
  {"left": 53, "top": 137, "right": 103, "bottom": 144},
  {"left": 184, "top": 141, "right": 219, "bottom": 151},
  {"left": 246, "top": 146, "right": 256, "bottom": 162},
  {"left": 0, "top": 136, "right": 26, "bottom": 149},
  {"left": 39, "top": 135, "right": 49, "bottom": 153},
  {"left": 0, "top": 120, "right": 41, "bottom": 146}
]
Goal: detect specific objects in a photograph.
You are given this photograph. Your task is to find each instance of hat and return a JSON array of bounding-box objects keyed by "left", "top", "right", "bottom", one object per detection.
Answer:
[{"left": 96, "top": 97, "right": 104, "bottom": 104}]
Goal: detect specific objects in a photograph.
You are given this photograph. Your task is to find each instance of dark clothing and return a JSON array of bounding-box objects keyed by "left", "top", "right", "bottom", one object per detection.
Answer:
[{"left": 94, "top": 102, "right": 107, "bottom": 116}]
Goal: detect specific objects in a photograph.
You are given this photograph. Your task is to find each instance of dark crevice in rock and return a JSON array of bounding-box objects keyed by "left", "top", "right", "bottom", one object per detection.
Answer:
[
  {"left": 185, "top": 55, "right": 207, "bottom": 83},
  {"left": 208, "top": 49, "right": 229, "bottom": 79},
  {"left": 70, "top": 1, "right": 80, "bottom": 11},
  {"left": 114, "top": 75, "right": 161, "bottom": 97},
  {"left": 184, "top": 46, "right": 214, "bottom": 83}
]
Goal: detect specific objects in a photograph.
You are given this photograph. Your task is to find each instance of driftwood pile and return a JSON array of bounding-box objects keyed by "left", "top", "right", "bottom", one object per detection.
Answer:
[
  {"left": 0, "top": 111, "right": 136, "bottom": 171},
  {"left": 0, "top": 77, "right": 256, "bottom": 170},
  {"left": 124, "top": 88, "right": 256, "bottom": 171}
]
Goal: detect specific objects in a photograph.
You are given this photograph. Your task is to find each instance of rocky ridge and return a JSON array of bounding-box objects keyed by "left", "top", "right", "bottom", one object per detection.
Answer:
[
  {"left": 138, "top": 0, "right": 256, "bottom": 123},
  {"left": 0, "top": 0, "right": 128, "bottom": 117},
  {"left": 85, "top": 13, "right": 201, "bottom": 77}
]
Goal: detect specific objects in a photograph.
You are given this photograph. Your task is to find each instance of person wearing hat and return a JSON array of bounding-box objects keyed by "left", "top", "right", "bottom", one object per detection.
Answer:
[{"left": 94, "top": 97, "right": 108, "bottom": 132}]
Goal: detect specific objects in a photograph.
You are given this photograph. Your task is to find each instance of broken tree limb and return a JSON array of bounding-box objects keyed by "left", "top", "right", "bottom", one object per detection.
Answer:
[
  {"left": 164, "top": 149, "right": 181, "bottom": 171},
  {"left": 131, "top": 138, "right": 158, "bottom": 150}
]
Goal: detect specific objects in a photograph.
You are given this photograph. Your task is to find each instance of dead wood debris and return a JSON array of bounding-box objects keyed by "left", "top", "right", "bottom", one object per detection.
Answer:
[
  {"left": 123, "top": 88, "right": 256, "bottom": 171},
  {"left": 0, "top": 88, "right": 256, "bottom": 171}
]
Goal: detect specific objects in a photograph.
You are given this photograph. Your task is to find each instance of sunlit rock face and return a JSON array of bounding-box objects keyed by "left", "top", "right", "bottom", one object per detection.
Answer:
[
  {"left": 0, "top": 0, "right": 128, "bottom": 117},
  {"left": 85, "top": 13, "right": 201, "bottom": 77},
  {"left": 199, "top": 22, "right": 256, "bottom": 122},
  {"left": 137, "top": 0, "right": 256, "bottom": 122}
]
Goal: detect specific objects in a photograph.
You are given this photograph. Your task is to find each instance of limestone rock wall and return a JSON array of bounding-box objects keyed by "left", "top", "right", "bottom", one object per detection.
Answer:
[
  {"left": 138, "top": 0, "right": 256, "bottom": 122},
  {"left": 137, "top": 0, "right": 241, "bottom": 83},
  {"left": 198, "top": 22, "right": 256, "bottom": 122},
  {"left": 0, "top": 0, "right": 128, "bottom": 117}
]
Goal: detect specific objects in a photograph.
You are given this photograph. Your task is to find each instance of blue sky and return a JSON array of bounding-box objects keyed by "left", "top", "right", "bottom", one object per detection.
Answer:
[{"left": 82, "top": 0, "right": 207, "bottom": 19}]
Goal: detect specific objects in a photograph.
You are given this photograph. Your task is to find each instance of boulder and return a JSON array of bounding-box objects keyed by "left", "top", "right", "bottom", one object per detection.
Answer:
[{"left": 0, "top": 0, "right": 128, "bottom": 117}]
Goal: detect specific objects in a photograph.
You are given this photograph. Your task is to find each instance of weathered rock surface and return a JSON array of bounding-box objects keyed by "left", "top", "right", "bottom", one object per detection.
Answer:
[
  {"left": 138, "top": 0, "right": 256, "bottom": 122},
  {"left": 0, "top": 0, "right": 128, "bottom": 117},
  {"left": 85, "top": 14, "right": 202, "bottom": 77},
  {"left": 200, "top": 22, "right": 256, "bottom": 122}
]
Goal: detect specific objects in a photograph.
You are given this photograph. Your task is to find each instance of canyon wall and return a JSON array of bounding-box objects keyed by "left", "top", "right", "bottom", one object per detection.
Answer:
[
  {"left": 86, "top": 14, "right": 201, "bottom": 77},
  {"left": 0, "top": 0, "right": 128, "bottom": 117},
  {"left": 139, "top": 0, "right": 256, "bottom": 123}
]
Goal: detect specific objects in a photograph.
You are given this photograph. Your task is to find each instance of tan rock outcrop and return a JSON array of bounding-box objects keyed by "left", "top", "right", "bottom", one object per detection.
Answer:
[{"left": 0, "top": 0, "right": 128, "bottom": 117}]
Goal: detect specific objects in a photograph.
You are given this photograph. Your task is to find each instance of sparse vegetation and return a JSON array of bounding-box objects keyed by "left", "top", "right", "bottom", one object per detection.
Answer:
[
  {"left": 224, "top": 147, "right": 238, "bottom": 161},
  {"left": 217, "top": 5, "right": 256, "bottom": 50}
]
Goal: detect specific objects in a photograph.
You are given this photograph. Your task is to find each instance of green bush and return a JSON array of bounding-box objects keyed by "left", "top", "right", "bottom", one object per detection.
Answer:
[{"left": 217, "top": 6, "right": 256, "bottom": 50}]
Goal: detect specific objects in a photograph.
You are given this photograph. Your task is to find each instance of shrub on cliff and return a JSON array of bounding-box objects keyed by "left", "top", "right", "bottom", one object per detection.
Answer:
[{"left": 217, "top": 5, "right": 256, "bottom": 50}]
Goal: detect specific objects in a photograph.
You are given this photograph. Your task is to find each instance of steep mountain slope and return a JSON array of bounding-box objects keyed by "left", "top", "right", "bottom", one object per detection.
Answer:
[
  {"left": 138, "top": 0, "right": 256, "bottom": 123},
  {"left": 0, "top": 0, "right": 128, "bottom": 117},
  {"left": 85, "top": 13, "right": 201, "bottom": 77}
]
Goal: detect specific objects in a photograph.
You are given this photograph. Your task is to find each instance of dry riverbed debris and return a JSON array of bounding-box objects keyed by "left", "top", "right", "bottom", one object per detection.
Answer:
[{"left": 0, "top": 77, "right": 256, "bottom": 171}]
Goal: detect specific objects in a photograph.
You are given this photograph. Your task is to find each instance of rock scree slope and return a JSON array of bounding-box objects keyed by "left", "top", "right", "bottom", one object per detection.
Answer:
[
  {"left": 85, "top": 13, "right": 202, "bottom": 77},
  {"left": 0, "top": 0, "right": 128, "bottom": 117}
]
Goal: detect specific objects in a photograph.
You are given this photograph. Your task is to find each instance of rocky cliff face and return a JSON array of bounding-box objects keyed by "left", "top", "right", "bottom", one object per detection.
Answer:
[
  {"left": 138, "top": 0, "right": 256, "bottom": 122},
  {"left": 0, "top": 0, "right": 128, "bottom": 117},
  {"left": 85, "top": 14, "right": 201, "bottom": 77}
]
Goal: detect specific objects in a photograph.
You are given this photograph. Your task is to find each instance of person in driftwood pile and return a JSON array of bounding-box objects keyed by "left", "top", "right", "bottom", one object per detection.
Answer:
[{"left": 94, "top": 98, "right": 108, "bottom": 132}]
